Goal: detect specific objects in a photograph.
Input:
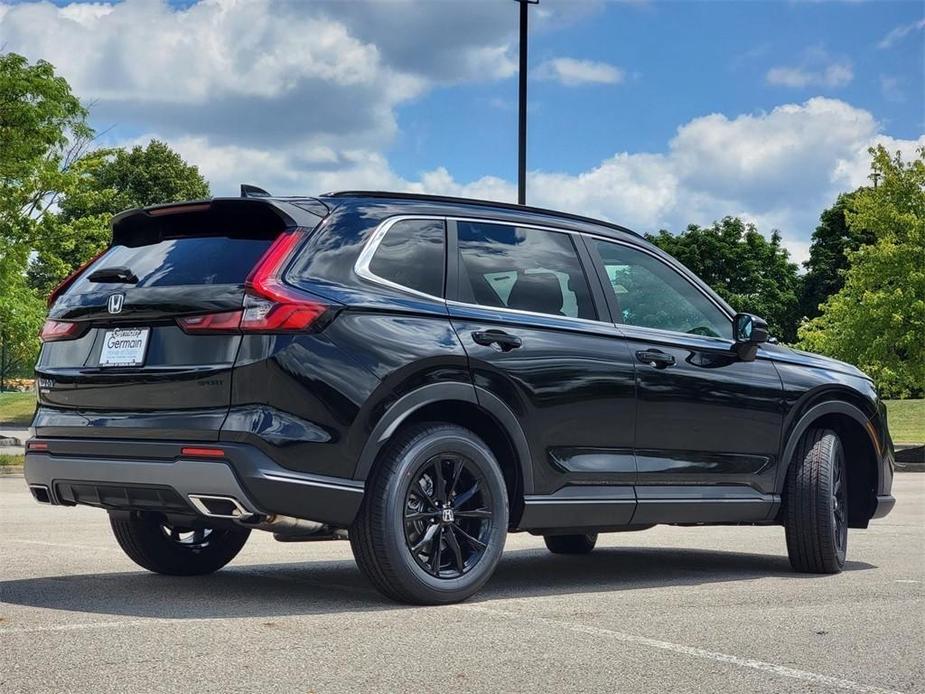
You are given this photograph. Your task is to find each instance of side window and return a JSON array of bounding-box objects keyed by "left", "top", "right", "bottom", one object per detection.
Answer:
[
  {"left": 368, "top": 219, "right": 445, "bottom": 297},
  {"left": 456, "top": 221, "right": 596, "bottom": 320},
  {"left": 592, "top": 239, "right": 730, "bottom": 338}
]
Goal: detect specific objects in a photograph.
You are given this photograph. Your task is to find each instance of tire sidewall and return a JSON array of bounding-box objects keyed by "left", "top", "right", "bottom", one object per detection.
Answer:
[{"left": 380, "top": 428, "right": 508, "bottom": 599}]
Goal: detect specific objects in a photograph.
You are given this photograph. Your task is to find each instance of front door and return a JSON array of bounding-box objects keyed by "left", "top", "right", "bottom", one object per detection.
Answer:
[
  {"left": 585, "top": 236, "right": 784, "bottom": 524},
  {"left": 447, "top": 219, "right": 637, "bottom": 529}
]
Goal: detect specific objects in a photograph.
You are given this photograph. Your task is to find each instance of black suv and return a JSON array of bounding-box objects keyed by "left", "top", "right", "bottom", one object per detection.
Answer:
[{"left": 25, "top": 191, "right": 895, "bottom": 604}]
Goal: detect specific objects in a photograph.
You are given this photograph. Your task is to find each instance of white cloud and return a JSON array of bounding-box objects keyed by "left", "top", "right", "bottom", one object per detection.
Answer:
[
  {"left": 766, "top": 63, "right": 853, "bottom": 88},
  {"left": 877, "top": 18, "right": 925, "bottom": 49},
  {"left": 137, "top": 97, "right": 923, "bottom": 271},
  {"left": 535, "top": 58, "right": 625, "bottom": 86},
  {"left": 766, "top": 46, "right": 853, "bottom": 89}
]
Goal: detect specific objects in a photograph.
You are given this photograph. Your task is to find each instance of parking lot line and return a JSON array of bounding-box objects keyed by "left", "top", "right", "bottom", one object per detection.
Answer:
[{"left": 459, "top": 604, "right": 906, "bottom": 694}]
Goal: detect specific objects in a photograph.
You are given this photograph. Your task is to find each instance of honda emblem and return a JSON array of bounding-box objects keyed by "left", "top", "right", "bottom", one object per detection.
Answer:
[{"left": 108, "top": 294, "right": 124, "bottom": 314}]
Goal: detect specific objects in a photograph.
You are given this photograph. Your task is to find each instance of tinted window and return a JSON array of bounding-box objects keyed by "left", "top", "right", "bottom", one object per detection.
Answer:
[
  {"left": 67, "top": 236, "right": 275, "bottom": 294},
  {"left": 368, "top": 219, "right": 445, "bottom": 297},
  {"left": 457, "top": 221, "right": 596, "bottom": 320},
  {"left": 592, "top": 239, "right": 730, "bottom": 338}
]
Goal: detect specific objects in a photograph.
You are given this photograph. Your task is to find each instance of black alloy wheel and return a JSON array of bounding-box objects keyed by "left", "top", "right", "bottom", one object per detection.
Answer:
[{"left": 403, "top": 452, "right": 495, "bottom": 579}]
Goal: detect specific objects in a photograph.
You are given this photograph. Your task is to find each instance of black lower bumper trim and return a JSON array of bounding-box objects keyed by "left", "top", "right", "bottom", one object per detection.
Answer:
[{"left": 24, "top": 439, "right": 364, "bottom": 527}]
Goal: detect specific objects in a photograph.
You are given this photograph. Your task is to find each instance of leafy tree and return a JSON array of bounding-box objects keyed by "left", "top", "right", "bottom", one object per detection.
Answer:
[
  {"left": 29, "top": 140, "right": 210, "bottom": 296},
  {"left": 647, "top": 217, "right": 802, "bottom": 342},
  {"left": 800, "top": 191, "right": 874, "bottom": 319},
  {"left": 0, "top": 53, "right": 91, "bottom": 387},
  {"left": 798, "top": 146, "right": 925, "bottom": 398}
]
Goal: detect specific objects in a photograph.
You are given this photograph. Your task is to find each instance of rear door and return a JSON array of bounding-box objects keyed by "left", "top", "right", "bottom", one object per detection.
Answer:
[
  {"left": 34, "top": 204, "right": 299, "bottom": 441},
  {"left": 447, "top": 219, "right": 637, "bottom": 528}
]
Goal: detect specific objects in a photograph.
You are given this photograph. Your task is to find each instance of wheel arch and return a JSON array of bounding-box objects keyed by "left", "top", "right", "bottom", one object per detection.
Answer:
[
  {"left": 777, "top": 400, "right": 879, "bottom": 527},
  {"left": 353, "top": 382, "right": 534, "bottom": 525}
]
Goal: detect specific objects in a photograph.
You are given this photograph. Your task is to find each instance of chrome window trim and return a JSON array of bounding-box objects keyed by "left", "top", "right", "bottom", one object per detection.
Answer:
[
  {"left": 354, "top": 215, "right": 448, "bottom": 302},
  {"left": 355, "top": 214, "right": 734, "bottom": 335}
]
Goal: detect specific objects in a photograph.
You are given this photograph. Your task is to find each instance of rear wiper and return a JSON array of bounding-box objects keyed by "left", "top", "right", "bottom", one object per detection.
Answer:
[{"left": 87, "top": 266, "right": 138, "bottom": 284}]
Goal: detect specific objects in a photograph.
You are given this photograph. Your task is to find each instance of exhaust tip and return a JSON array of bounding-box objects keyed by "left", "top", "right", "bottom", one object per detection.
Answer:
[
  {"left": 188, "top": 494, "right": 252, "bottom": 519},
  {"left": 29, "top": 484, "right": 51, "bottom": 504}
]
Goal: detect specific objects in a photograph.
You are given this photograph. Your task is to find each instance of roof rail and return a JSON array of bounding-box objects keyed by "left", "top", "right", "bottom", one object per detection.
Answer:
[{"left": 321, "top": 190, "right": 641, "bottom": 238}]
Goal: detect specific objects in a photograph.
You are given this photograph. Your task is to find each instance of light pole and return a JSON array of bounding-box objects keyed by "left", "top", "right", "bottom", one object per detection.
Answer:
[{"left": 516, "top": 0, "right": 538, "bottom": 205}]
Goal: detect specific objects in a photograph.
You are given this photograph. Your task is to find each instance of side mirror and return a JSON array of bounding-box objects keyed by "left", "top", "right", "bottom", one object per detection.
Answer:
[{"left": 732, "top": 313, "right": 769, "bottom": 362}]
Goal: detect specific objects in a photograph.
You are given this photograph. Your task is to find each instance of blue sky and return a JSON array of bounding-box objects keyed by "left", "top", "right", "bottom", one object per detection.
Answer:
[
  {"left": 1, "top": 0, "right": 923, "bottom": 263},
  {"left": 392, "top": 1, "right": 924, "bottom": 181}
]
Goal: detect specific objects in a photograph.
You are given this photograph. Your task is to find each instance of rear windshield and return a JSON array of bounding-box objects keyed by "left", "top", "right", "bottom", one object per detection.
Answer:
[{"left": 67, "top": 236, "right": 274, "bottom": 293}]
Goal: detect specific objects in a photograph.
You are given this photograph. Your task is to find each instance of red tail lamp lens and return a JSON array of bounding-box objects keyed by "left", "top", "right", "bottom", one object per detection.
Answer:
[
  {"left": 40, "top": 320, "right": 85, "bottom": 342},
  {"left": 180, "top": 447, "right": 226, "bottom": 458}
]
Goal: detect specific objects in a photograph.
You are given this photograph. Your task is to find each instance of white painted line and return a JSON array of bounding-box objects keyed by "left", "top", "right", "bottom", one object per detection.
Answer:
[
  {"left": 894, "top": 580, "right": 919, "bottom": 584},
  {"left": 460, "top": 604, "right": 905, "bottom": 694}
]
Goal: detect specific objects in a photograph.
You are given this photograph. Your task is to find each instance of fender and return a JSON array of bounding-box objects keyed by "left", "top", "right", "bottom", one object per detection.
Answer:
[
  {"left": 353, "top": 382, "right": 535, "bottom": 494},
  {"left": 775, "top": 400, "right": 877, "bottom": 494}
]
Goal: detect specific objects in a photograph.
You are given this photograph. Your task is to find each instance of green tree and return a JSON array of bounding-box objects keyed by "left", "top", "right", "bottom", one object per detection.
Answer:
[
  {"left": 0, "top": 53, "right": 91, "bottom": 387},
  {"left": 647, "top": 217, "right": 802, "bottom": 342},
  {"left": 798, "top": 146, "right": 925, "bottom": 398},
  {"left": 29, "top": 140, "right": 210, "bottom": 296},
  {"left": 800, "top": 191, "right": 874, "bottom": 319}
]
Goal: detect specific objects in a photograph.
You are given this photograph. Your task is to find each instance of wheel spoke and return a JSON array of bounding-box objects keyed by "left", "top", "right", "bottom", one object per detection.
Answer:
[
  {"left": 433, "top": 459, "right": 447, "bottom": 503},
  {"left": 445, "top": 525, "right": 465, "bottom": 573},
  {"left": 448, "top": 458, "right": 464, "bottom": 497},
  {"left": 454, "top": 508, "right": 492, "bottom": 519},
  {"left": 452, "top": 522, "right": 487, "bottom": 550},
  {"left": 453, "top": 480, "right": 480, "bottom": 508},
  {"left": 411, "top": 522, "right": 439, "bottom": 554},
  {"left": 405, "top": 510, "right": 439, "bottom": 522},
  {"left": 429, "top": 526, "right": 444, "bottom": 574}
]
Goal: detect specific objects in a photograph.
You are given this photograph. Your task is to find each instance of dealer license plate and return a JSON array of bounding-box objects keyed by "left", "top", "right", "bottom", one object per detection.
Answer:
[{"left": 99, "top": 328, "right": 150, "bottom": 367}]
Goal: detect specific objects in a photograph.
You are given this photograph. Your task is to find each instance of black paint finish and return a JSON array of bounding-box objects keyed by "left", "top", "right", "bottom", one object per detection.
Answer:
[{"left": 28, "top": 193, "right": 894, "bottom": 533}]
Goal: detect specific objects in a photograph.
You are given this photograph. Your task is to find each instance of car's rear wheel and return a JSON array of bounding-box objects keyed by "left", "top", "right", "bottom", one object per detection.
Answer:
[
  {"left": 783, "top": 427, "right": 848, "bottom": 574},
  {"left": 109, "top": 511, "right": 250, "bottom": 576},
  {"left": 544, "top": 532, "right": 598, "bottom": 554},
  {"left": 350, "top": 423, "right": 509, "bottom": 604}
]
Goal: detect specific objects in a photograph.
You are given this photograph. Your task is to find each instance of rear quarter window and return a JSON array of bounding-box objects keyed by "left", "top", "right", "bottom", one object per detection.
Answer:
[{"left": 365, "top": 219, "right": 446, "bottom": 297}]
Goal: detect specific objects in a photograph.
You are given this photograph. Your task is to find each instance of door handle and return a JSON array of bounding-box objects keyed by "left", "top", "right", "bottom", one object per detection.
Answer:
[
  {"left": 472, "top": 330, "right": 523, "bottom": 352},
  {"left": 636, "top": 349, "right": 675, "bottom": 369}
]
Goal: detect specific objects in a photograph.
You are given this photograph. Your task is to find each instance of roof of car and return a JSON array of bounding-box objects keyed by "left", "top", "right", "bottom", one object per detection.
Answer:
[{"left": 320, "top": 190, "right": 643, "bottom": 239}]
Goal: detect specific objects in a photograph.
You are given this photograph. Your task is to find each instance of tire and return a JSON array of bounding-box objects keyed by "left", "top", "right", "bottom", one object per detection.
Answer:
[
  {"left": 350, "top": 422, "right": 509, "bottom": 605},
  {"left": 783, "top": 428, "right": 848, "bottom": 574},
  {"left": 544, "top": 532, "right": 598, "bottom": 554},
  {"left": 109, "top": 511, "right": 250, "bottom": 576}
]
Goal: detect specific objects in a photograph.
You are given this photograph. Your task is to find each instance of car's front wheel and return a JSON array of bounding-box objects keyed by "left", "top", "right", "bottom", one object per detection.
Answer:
[
  {"left": 109, "top": 511, "right": 250, "bottom": 576},
  {"left": 350, "top": 423, "right": 509, "bottom": 604},
  {"left": 783, "top": 427, "right": 848, "bottom": 574}
]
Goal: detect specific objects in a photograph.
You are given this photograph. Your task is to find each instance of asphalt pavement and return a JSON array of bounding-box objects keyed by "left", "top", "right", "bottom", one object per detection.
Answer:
[{"left": 1, "top": 474, "right": 922, "bottom": 693}]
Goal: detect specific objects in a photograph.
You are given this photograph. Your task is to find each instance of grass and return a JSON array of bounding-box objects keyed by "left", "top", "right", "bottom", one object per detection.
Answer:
[
  {"left": 885, "top": 399, "right": 924, "bottom": 444},
  {"left": 0, "top": 392, "right": 36, "bottom": 426},
  {"left": 0, "top": 454, "right": 24, "bottom": 467}
]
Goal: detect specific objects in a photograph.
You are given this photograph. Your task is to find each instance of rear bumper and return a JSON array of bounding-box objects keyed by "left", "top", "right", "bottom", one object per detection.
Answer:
[{"left": 23, "top": 438, "right": 364, "bottom": 528}]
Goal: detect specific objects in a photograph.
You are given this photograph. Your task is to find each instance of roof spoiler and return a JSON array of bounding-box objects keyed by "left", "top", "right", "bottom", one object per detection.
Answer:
[{"left": 111, "top": 199, "right": 303, "bottom": 247}]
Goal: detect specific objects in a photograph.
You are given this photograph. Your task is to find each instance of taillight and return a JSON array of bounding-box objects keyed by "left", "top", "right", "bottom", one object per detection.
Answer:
[
  {"left": 47, "top": 250, "right": 106, "bottom": 307},
  {"left": 39, "top": 319, "right": 86, "bottom": 342},
  {"left": 176, "top": 229, "right": 333, "bottom": 335},
  {"left": 177, "top": 310, "right": 243, "bottom": 334},
  {"left": 243, "top": 230, "right": 329, "bottom": 331}
]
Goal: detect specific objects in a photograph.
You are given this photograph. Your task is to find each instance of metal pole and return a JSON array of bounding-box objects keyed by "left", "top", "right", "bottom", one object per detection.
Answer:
[{"left": 517, "top": 0, "right": 530, "bottom": 205}]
